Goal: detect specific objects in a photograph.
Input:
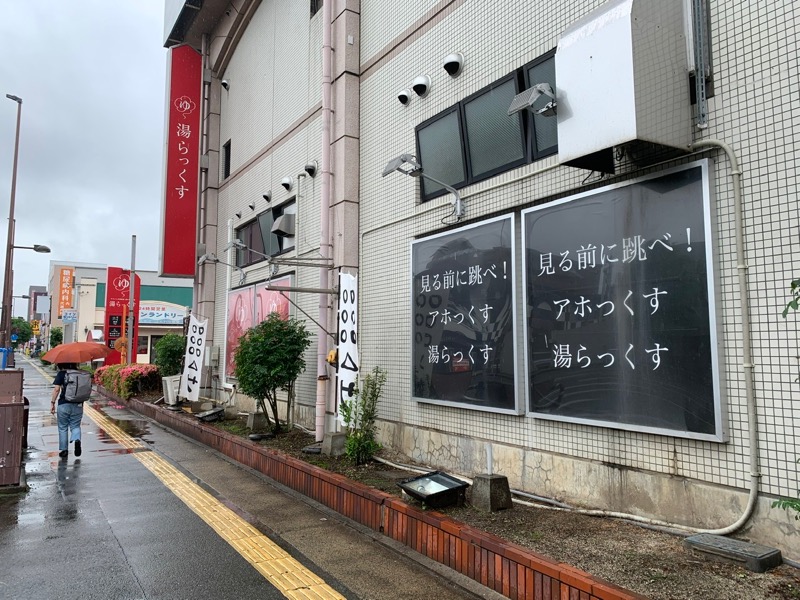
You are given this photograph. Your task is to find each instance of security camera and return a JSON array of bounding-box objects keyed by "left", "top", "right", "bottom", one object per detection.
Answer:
[
  {"left": 412, "top": 75, "right": 430, "bottom": 98},
  {"left": 221, "top": 79, "right": 230, "bottom": 91},
  {"left": 397, "top": 89, "right": 411, "bottom": 105},
  {"left": 443, "top": 52, "right": 463, "bottom": 77},
  {"left": 280, "top": 176, "right": 293, "bottom": 191},
  {"left": 304, "top": 161, "right": 318, "bottom": 177}
]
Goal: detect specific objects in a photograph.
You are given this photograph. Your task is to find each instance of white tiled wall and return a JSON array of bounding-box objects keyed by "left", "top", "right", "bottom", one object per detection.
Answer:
[
  {"left": 358, "top": 0, "right": 800, "bottom": 543},
  {"left": 208, "top": 0, "right": 799, "bottom": 555}
]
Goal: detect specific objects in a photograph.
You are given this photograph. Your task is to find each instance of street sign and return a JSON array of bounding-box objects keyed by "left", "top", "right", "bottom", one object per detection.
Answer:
[{"left": 62, "top": 309, "right": 77, "bottom": 323}]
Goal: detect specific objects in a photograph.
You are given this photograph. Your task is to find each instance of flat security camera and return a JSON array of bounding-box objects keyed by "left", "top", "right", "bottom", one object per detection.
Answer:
[
  {"left": 221, "top": 79, "right": 230, "bottom": 91},
  {"left": 397, "top": 89, "right": 411, "bottom": 105},
  {"left": 280, "top": 176, "right": 293, "bottom": 191},
  {"left": 304, "top": 161, "right": 318, "bottom": 177},
  {"left": 443, "top": 52, "right": 464, "bottom": 77},
  {"left": 412, "top": 75, "right": 430, "bottom": 98},
  {"left": 262, "top": 191, "right": 272, "bottom": 202}
]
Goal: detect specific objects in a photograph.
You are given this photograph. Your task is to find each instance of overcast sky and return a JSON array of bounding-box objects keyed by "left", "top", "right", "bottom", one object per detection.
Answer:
[{"left": 0, "top": 1, "right": 167, "bottom": 317}]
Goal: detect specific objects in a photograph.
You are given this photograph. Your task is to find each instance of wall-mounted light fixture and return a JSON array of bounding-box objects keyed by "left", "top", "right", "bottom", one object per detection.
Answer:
[
  {"left": 397, "top": 89, "right": 411, "bottom": 105},
  {"left": 221, "top": 79, "right": 230, "bottom": 91},
  {"left": 304, "top": 161, "right": 318, "bottom": 177},
  {"left": 234, "top": 211, "right": 242, "bottom": 219},
  {"left": 443, "top": 52, "right": 464, "bottom": 77},
  {"left": 507, "top": 82, "right": 557, "bottom": 117},
  {"left": 411, "top": 75, "right": 430, "bottom": 98},
  {"left": 198, "top": 252, "right": 246, "bottom": 284},
  {"left": 280, "top": 176, "right": 293, "bottom": 191},
  {"left": 382, "top": 153, "right": 464, "bottom": 221},
  {"left": 248, "top": 201, "right": 255, "bottom": 211},
  {"left": 262, "top": 191, "right": 272, "bottom": 202}
]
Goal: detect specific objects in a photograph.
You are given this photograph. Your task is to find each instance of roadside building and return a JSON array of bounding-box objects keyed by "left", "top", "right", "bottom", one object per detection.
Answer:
[
  {"left": 46, "top": 261, "right": 192, "bottom": 362},
  {"left": 161, "top": 0, "right": 800, "bottom": 559}
]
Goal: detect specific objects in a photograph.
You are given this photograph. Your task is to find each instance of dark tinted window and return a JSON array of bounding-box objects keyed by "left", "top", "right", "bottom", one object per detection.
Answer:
[
  {"left": 416, "top": 109, "right": 465, "bottom": 197},
  {"left": 463, "top": 76, "right": 526, "bottom": 179},
  {"left": 525, "top": 55, "right": 557, "bottom": 157}
]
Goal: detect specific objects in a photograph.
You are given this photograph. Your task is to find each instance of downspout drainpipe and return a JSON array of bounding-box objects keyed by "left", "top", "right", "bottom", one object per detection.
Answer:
[
  {"left": 316, "top": 0, "right": 333, "bottom": 442},
  {"left": 691, "top": 139, "right": 760, "bottom": 536}
]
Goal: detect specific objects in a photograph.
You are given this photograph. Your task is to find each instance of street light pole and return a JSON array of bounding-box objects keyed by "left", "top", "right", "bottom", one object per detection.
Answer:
[{"left": 1, "top": 94, "right": 22, "bottom": 367}]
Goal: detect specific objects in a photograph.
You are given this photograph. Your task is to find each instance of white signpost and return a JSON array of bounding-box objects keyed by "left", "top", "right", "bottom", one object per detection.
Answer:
[
  {"left": 336, "top": 273, "right": 359, "bottom": 425},
  {"left": 179, "top": 314, "right": 208, "bottom": 402}
]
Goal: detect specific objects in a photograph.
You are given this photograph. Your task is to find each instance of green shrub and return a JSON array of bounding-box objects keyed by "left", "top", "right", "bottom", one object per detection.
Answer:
[
  {"left": 341, "top": 367, "right": 386, "bottom": 465},
  {"left": 153, "top": 334, "right": 186, "bottom": 377},
  {"left": 234, "top": 314, "right": 311, "bottom": 434}
]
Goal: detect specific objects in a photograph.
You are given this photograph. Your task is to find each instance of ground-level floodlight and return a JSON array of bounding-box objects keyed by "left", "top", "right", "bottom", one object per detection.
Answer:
[{"left": 382, "top": 154, "right": 464, "bottom": 221}]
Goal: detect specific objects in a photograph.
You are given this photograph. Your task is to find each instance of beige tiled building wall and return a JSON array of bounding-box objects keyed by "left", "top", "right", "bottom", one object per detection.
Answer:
[
  {"left": 208, "top": 0, "right": 327, "bottom": 415},
  {"left": 177, "top": 0, "right": 799, "bottom": 559}
]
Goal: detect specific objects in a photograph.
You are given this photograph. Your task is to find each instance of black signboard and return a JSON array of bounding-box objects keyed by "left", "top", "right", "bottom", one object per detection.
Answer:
[
  {"left": 412, "top": 215, "right": 516, "bottom": 411},
  {"left": 108, "top": 315, "right": 122, "bottom": 326},
  {"left": 523, "top": 161, "right": 723, "bottom": 440}
]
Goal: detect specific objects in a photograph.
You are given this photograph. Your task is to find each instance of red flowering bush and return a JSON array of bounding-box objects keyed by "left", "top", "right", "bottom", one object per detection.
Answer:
[{"left": 94, "top": 364, "right": 161, "bottom": 399}]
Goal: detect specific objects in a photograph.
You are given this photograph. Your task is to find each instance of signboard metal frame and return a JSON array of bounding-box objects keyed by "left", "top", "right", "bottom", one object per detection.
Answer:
[
  {"left": 521, "top": 159, "right": 726, "bottom": 441},
  {"left": 411, "top": 214, "right": 520, "bottom": 415}
]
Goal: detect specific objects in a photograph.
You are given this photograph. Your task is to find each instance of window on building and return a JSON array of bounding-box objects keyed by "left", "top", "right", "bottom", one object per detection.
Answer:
[
  {"left": 416, "top": 108, "right": 466, "bottom": 198},
  {"left": 310, "top": 0, "right": 323, "bottom": 17},
  {"left": 415, "top": 51, "right": 556, "bottom": 202},
  {"left": 235, "top": 201, "right": 296, "bottom": 267},
  {"left": 222, "top": 140, "right": 231, "bottom": 180},
  {"left": 463, "top": 74, "right": 527, "bottom": 180},
  {"left": 136, "top": 336, "right": 148, "bottom": 356},
  {"left": 524, "top": 51, "right": 558, "bottom": 159}
]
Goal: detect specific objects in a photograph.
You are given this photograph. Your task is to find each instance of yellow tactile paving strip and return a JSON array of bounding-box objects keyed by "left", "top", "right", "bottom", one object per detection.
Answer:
[{"left": 33, "top": 368, "right": 343, "bottom": 600}]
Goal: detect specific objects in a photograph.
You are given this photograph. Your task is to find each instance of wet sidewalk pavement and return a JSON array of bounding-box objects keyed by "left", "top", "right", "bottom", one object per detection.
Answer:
[{"left": 0, "top": 356, "right": 498, "bottom": 600}]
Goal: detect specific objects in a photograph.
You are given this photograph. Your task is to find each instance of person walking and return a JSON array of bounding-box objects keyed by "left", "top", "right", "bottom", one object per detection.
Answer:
[{"left": 51, "top": 363, "right": 84, "bottom": 458}]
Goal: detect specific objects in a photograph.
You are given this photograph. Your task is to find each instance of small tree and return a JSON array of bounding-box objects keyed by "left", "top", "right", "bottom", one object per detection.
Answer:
[
  {"left": 50, "top": 326, "right": 63, "bottom": 348},
  {"left": 234, "top": 314, "right": 311, "bottom": 434},
  {"left": 341, "top": 367, "right": 387, "bottom": 465},
  {"left": 154, "top": 333, "right": 186, "bottom": 376},
  {"left": 10, "top": 317, "right": 32, "bottom": 347}
]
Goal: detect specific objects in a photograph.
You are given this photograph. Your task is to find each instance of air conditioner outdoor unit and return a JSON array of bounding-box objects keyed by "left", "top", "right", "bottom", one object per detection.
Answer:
[{"left": 162, "top": 374, "right": 182, "bottom": 406}]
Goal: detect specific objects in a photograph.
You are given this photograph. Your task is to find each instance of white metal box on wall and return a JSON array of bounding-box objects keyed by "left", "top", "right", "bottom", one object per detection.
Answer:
[{"left": 555, "top": 0, "right": 691, "bottom": 171}]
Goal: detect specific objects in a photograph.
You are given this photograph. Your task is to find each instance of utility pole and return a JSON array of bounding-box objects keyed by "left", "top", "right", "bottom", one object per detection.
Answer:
[{"left": 1, "top": 94, "right": 22, "bottom": 368}]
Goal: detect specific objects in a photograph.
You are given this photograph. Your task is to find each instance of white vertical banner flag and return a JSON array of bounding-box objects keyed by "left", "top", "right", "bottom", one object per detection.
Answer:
[
  {"left": 336, "top": 273, "right": 359, "bottom": 425},
  {"left": 179, "top": 314, "right": 208, "bottom": 402}
]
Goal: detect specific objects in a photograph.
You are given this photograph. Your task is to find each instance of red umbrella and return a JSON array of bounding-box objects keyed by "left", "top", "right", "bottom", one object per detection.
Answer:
[{"left": 42, "top": 341, "right": 113, "bottom": 364}]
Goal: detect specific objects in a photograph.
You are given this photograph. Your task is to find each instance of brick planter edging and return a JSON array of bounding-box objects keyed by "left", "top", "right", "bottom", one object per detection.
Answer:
[{"left": 103, "top": 389, "right": 644, "bottom": 600}]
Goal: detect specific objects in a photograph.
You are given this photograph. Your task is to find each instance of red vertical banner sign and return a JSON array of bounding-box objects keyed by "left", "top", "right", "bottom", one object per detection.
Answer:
[
  {"left": 159, "top": 44, "right": 202, "bottom": 277},
  {"left": 104, "top": 267, "right": 141, "bottom": 366}
]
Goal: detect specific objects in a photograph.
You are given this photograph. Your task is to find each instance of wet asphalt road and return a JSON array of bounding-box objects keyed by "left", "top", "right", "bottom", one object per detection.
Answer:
[
  {"left": 0, "top": 356, "right": 495, "bottom": 600},
  {"left": 0, "top": 358, "right": 287, "bottom": 600}
]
